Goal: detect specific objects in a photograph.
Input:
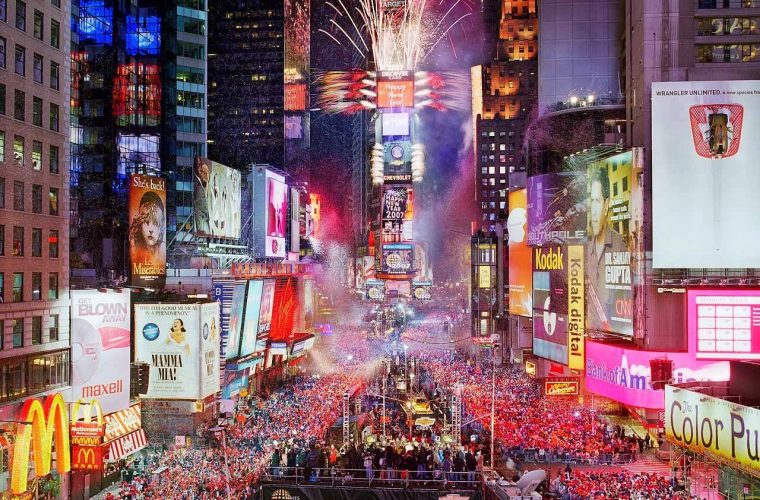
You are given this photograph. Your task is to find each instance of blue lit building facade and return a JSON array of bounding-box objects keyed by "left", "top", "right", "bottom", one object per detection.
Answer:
[{"left": 71, "top": 0, "right": 207, "bottom": 283}]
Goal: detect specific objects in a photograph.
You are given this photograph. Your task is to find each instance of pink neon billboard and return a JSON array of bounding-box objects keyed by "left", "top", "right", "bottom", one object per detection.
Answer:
[
  {"left": 584, "top": 341, "right": 730, "bottom": 409},
  {"left": 688, "top": 289, "right": 760, "bottom": 360}
]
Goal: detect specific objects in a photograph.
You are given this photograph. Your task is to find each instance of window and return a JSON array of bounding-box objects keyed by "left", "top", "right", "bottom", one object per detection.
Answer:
[
  {"left": 0, "top": 274, "right": 3, "bottom": 304},
  {"left": 0, "top": 0, "right": 5, "bottom": 22},
  {"left": 14, "top": 0, "right": 25, "bottom": 31},
  {"left": 0, "top": 179, "right": 4, "bottom": 208},
  {"left": 31, "top": 272, "right": 40, "bottom": 301},
  {"left": 31, "top": 140, "right": 41, "bottom": 170},
  {"left": 622, "top": 176, "right": 629, "bottom": 192},
  {"left": 31, "top": 184, "right": 41, "bottom": 213},
  {"left": 49, "top": 61, "right": 58, "bottom": 90},
  {"left": 32, "top": 96, "right": 41, "bottom": 126},
  {"left": 32, "top": 9, "right": 41, "bottom": 39},
  {"left": 49, "top": 103, "right": 58, "bottom": 131},
  {"left": 14, "top": 44, "right": 23, "bottom": 75},
  {"left": 13, "top": 89, "right": 24, "bottom": 121},
  {"left": 12, "top": 135, "right": 23, "bottom": 167},
  {"left": 48, "top": 187, "right": 57, "bottom": 215},
  {"left": 12, "top": 318, "right": 22, "bottom": 346},
  {"left": 0, "top": 37, "right": 5, "bottom": 68},
  {"left": 31, "top": 228, "right": 40, "bottom": 257},
  {"left": 51, "top": 0, "right": 59, "bottom": 8},
  {"left": 48, "top": 229, "right": 57, "bottom": 257},
  {"left": 32, "top": 53, "right": 41, "bottom": 83},
  {"left": 50, "top": 19, "right": 59, "bottom": 48},
  {"left": 0, "top": 131, "right": 4, "bottom": 162},
  {"left": 12, "top": 272, "right": 22, "bottom": 302},
  {"left": 47, "top": 272, "right": 57, "bottom": 300},
  {"left": 49, "top": 314, "right": 58, "bottom": 341},
  {"left": 49, "top": 145, "right": 58, "bottom": 173},
  {"left": 12, "top": 226, "right": 22, "bottom": 256},
  {"left": 12, "top": 181, "right": 22, "bottom": 211},
  {"left": 0, "top": 83, "right": 5, "bottom": 115}
]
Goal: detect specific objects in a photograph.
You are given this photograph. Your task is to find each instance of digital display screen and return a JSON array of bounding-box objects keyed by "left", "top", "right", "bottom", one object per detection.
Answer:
[
  {"left": 689, "top": 289, "right": 760, "bottom": 360},
  {"left": 382, "top": 112, "right": 410, "bottom": 136}
]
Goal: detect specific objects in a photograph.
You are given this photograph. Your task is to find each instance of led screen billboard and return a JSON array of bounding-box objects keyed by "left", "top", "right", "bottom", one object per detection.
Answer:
[
  {"left": 225, "top": 283, "right": 246, "bottom": 360},
  {"left": 382, "top": 243, "right": 414, "bottom": 275},
  {"left": 652, "top": 80, "right": 760, "bottom": 268},
  {"left": 266, "top": 173, "right": 288, "bottom": 258},
  {"left": 532, "top": 246, "right": 569, "bottom": 364},
  {"left": 382, "top": 187, "right": 412, "bottom": 243},
  {"left": 688, "top": 289, "right": 760, "bottom": 360},
  {"left": 585, "top": 149, "right": 643, "bottom": 337},
  {"left": 377, "top": 80, "right": 414, "bottom": 108},
  {"left": 71, "top": 290, "right": 131, "bottom": 415},
  {"left": 585, "top": 341, "right": 730, "bottom": 409},
  {"left": 366, "top": 279, "right": 386, "bottom": 301},
  {"left": 383, "top": 140, "right": 412, "bottom": 182},
  {"left": 412, "top": 281, "right": 432, "bottom": 300},
  {"left": 129, "top": 174, "right": 166, "bottom": 288},
  {"left": 527, "top": 172, "right": 586, "bottom": 247},
  {"left": 193, "top": 157, "right": 242, "bottom": 239},
  {"left": 240, "top": 280, "right": 264, "bottom": 357},
  {"left": 508, "top": 189, "right": 532, "bottom": 317},
  {"left": 134, "top": 303, "right": 221, "bottom": 400},
  {"left": 258, "top": 280, "right": 275, "bottom": 343},
  {"left": 382, "top": 112, "right": 410, "bottom": 136}
]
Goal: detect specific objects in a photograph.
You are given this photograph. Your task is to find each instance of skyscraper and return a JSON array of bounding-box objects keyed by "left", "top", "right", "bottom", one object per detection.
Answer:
[
  {"left": 208, "top": 0, "right": 310, "bottom": 181},
  {"left": 71, "top": 0, "right": 208, "bottom": 281},
  {"left": 0, "top": 0, "right": 72, "bottom": 427}
]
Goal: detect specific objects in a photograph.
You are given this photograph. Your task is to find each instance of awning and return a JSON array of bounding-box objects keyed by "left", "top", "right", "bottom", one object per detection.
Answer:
[{"left": 104, "top": 429, "right": 147, "bottom": 462}]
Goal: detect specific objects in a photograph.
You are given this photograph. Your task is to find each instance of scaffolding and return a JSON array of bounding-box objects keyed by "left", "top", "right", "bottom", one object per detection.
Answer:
[{"left": 670, "top": 444, "right": 760, "bottom": 499}]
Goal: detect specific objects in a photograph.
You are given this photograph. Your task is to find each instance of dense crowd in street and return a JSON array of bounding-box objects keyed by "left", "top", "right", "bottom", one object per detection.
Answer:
[{"left": 101, "top": 316, "right": 691, "bottom": 499}]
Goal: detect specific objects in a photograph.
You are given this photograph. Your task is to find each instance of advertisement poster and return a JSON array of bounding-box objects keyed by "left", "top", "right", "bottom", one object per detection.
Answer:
[
  {"left": 382, "top": 243, "right": 414, "bottom": 275},
  {"left": 533, "top": 246, "right": 569, "bottom": 365},
  {"left": 199, "top": 302, "right": 221, "bottom": 398},
  {"left": 258, "top": 280, "right": 275, "bottom": 342},
  {"left": 652, "top": 80, "right": 760, "bottom": 268},
  {"left": 225, "top": 282, "right": 246, "bottom": 360},
  {"left": 567, "top": 246, "right": 585, "bottom": 370},
  {"left": 71, "top": 290, "right": 131, "bottom": 415},
  {"left": 665, "top": 387, "right": 760, "bottom": 478},
  {"left": 129, "top": 174, "right": 166, "bottom": 288},
  {"left": 508, "top": 189, "right": 532, "bottom": 317},
  {"left": 377, "top": 74, "right": 414, "bottom": 108},
  {"left": 382, "top": 187, "right": 409, "bottom": 242},
  {"left": 412, "top": 281, "right": 432, "bottom": 300},
  {"left": 266, "top": 173, "right": 288, "bottom": 258},
  {"left": 135, "top": 303, "right": 220, "bottom": 400},
  {"left": 688, "top": 289, "right": 760, "bottom": 360},
  {"left": 585, "top": 341, "right": 730, "bottom": 409},
  {"left": 240, "top": 280, "right": 264, "bottom": 357},
  {"left": 366, "top": 279, "right": 385, "bottom": 301},
  {"left": 585, "top": 150, "right": 642, "bottom": 337},
  {"left": 193, "top": 157, "right": 242, "bottom": 239},
  {"left": 527, "top": 172, "right": 586, "bottom": 247},
  {"left": 383, "top": 140, "right": 412, "bottom": 181}
]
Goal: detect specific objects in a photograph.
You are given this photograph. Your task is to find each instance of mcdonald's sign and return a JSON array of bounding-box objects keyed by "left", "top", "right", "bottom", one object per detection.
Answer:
[
  {"left": 10, "top": 393, "right": 71, "bottom": 495},
  {"left": 70, "top": 399, "right": 105, "bottom": 443},
  {"left": 72, "top": 445, "right": 103, "bottom": 471}
]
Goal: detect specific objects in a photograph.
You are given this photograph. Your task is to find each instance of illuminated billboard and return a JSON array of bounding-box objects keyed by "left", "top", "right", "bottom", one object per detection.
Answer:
[
  {"left": 383, "top": 140, "right": 412, "bottom": 182},
  {"left": 129, "top": 174, "right": 166, "bottom": 288},
  {"left": 193, "top": 157, "right": 242, "bottom": 239},
  {"left": 532, "top": 246, "right": 569, "bottom": 364},
  {"left": 240, "top": 280, "right": 264, "bottom": 357},
  {"left": 382, "top": 243, "right": 414, "bottom": 275},
  {"left": 585, "top": 341, "right": 730, "bottom": 409},
  {"left": 382, "top": 112, "right": 410, "bottom": 136},
  {"left": 665, "top": 387, "right": 760, "bottom": 478},
  {"left": 508, "top": 189, "right": 532, "bottom": 317},
  {"left": 527, "top": 172, "right": 586, "bottom": 246},
  {"left": 267, "top": 174, "right": 288, "bottom": 257},
  {"left": 412, "top": 281, "right": 432, "bottom": 300},
  {"left": 652, "top": 80, "right": 760, "bottom": 268},
  {"left": 71, "top": 290, "right": 131, "bottom": 415},
  {"left": 377, "top": 71, "right": 414, "bottom": 108},
  {"left": 688, "top": 289, "right": 760, "bottom": 360},
  {"left": 585, "top": 149, "right": 642, "bottom": 337},
  {"left": 134, "top": 303, "right": 221, "bottom": 399},
  {"left": 258, "top": 280, "right": 275, "bottom": 343},
  {"left": 366, "top": 279, "right": 385, "bottom": 301},
  {"left": 225, "top": 282, "right": 246, "bottom": 360}
]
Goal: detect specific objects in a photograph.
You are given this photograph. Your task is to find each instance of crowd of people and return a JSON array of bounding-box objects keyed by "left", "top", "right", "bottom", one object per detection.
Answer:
[
  {"left": 550, "top": 470, "right": 691, "bottom": 500},
  {"left": 100, "top": 314, "right": 691, "bottom": 499}
]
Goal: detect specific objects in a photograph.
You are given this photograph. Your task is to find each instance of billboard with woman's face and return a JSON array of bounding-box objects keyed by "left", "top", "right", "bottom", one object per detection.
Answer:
[
  {"left": 266, "top": 174, "right": 288, "bottom": 257},
  {"left": 129, "top": 175, "right": 166, "bottom": 288}
]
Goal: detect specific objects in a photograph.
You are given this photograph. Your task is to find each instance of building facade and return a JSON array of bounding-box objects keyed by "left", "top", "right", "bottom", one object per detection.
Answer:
[
  {"left": 0, "top": 0, "right": 72, "bottom": 476},
  {"left": 71, "top": 0, "right": 208, "bottom": 281}
]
